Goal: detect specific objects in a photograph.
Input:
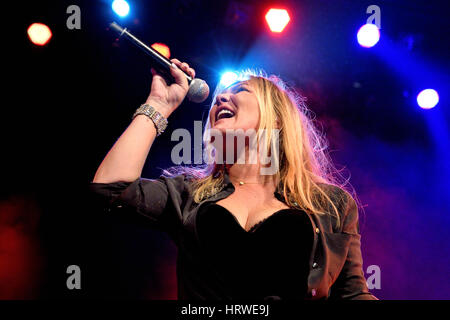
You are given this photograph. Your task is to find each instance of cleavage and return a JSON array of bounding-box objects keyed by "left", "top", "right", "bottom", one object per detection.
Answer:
[{"left": 215, "top": 198, "right": 289, "bottom": 232}]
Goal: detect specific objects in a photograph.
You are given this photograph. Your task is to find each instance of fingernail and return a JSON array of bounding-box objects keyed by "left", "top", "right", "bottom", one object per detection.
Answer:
[{"left": 171, "top": 63, "right": 177, "bottom": 69}]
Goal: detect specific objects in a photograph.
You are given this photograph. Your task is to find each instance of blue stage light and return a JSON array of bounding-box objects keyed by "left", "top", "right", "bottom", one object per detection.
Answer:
[
  {"left": 417, "top": 89, "right": 439, "bottom": 109},
  {"left": 220, "top": 71, "right": 238, "bottom": 87},
  {"left": 112, "top": 0, "right": 130, "bottom": 17},
  {"left": 357, "top": 23, "right": 380, "bottom": 48}
]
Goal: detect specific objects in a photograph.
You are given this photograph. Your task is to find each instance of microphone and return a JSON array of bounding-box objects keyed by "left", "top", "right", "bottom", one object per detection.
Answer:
[{"left": 108, "top": 21, "right": 210, "bottom": 103}]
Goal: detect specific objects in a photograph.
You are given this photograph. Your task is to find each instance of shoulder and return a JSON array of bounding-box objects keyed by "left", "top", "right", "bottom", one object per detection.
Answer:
[
  {"left": 316, "top": 183, "right": 359, "bottom": 234},
  {"left": 159, "top": 174, "right": 200, "bottom": 201},
  {"left": 159, "top": 174, "right": 192, "bottom": 190},
  {"left": 316, "top": 182, "right": 353, "bottom": 210}
]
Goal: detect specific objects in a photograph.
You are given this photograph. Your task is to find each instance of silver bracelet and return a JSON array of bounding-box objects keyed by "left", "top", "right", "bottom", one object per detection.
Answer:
[{"left": 132, "top": 104, "right": 168, "bottom": 136}]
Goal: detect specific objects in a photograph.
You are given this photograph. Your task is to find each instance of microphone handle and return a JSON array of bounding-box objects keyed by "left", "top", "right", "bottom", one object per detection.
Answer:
[{"left": 109, "top": 22, "right": 193, "bottom": 85}]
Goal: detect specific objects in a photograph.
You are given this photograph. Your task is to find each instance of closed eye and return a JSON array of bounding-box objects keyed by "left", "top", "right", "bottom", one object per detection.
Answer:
[{"left": 233, "top": 85, "right": 249, "bottom": 93}]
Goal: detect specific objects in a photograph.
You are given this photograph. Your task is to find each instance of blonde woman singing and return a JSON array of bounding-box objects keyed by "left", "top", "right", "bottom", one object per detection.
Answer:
[{"left": 90, "top": 59, "right": 377, "bottom": 300}]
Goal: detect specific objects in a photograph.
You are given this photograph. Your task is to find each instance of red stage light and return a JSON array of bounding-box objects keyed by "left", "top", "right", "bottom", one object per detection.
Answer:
[
  {"left": 151, "top": 43, "right": 171, "bottom": 59},
  {"left": 265, "top": 9, "right": 290, "bottom": 33},
  {"left": 27, "top": 23, "right": 52, "bottom": 46}
]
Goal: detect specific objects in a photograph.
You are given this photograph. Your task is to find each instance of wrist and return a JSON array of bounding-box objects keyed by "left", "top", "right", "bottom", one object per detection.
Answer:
[
  {"left": 145, "top": 97, "right": 173, "bottom": 118},
  {"left": 133, "top": 104, "right": 168, "bottom": 136}
]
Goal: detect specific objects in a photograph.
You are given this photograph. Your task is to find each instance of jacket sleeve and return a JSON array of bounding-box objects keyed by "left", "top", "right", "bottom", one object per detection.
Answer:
[
  {"left": 328, "top": 192, "right": 378, "bottom": 300},
  {"left": 87, "top": 174, "right": 188, "bottom": 237}
]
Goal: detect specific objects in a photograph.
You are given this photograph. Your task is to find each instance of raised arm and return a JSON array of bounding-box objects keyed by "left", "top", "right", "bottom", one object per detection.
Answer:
[{"left": 92, "top": 59, "right": 196, "bottom": 183}]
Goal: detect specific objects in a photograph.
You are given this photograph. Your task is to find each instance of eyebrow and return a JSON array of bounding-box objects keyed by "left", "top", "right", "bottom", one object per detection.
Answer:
[{"left": 223, "top": 81, "right": 249, "bottom": 91}]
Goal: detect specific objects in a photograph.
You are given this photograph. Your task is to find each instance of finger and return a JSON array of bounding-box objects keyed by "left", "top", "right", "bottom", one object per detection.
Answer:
[
  {"left": 170, "top": 59, "right": 195, "bottom": 81},
  {"left": 176, "top": 62, "right": 195, "bottom": 78},
  {"left": 151, "top": 68, "right": 168, "bottom": 84},
  {"left": 180, "top": 63, "right": 191, "bottom": 76},
  {"left": 170, "top": 58, "right": 182, "bottom": 67},
  {"left": 153, "top": 74, "right": 168, "bottom": 87},
  {"left": 187, "top": 67, "right": 195, "bottom": 78},
  {"left": 150, "top": 69, "right": 168, "bottom": 86},
  {"left": 169, "top": 63, "right": 188, "bottom": 89}
]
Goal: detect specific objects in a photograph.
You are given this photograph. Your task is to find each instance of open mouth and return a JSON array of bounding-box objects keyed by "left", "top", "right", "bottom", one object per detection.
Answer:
[{"left": 215, "top": 106, "right": 236, "bottom": 121}]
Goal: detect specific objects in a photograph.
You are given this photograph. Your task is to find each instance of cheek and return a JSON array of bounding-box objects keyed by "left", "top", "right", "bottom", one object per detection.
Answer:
[
  {"left": 250, "top": 100, "right": 260, "bottom": 117},
  {"left": 245, "top": 100, "right": 260, "bottom": 125},
  {"left": 235, "top": 96, "right": 259, "bottom": 117},
  {"left": 236, "top": 105, "right": 259, "bottom": 129}
]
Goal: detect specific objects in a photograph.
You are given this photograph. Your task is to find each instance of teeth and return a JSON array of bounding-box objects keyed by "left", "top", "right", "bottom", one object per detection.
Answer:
[{"left": 217, "top": 109, "right": 235, "bottom": 119}]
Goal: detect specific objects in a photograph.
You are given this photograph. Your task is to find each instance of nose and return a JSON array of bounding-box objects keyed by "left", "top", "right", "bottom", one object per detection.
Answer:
[{"left": 216, "top": 92, "right": 230, "bottom": 105}]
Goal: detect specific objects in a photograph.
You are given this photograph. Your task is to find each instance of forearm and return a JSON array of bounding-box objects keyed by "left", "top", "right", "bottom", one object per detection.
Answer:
[
  {"left": 93, "top": 112, "right": 163, "bottom": 184},
  {"left": 92, "top": 59, "right": 194, "bottom": 184}
]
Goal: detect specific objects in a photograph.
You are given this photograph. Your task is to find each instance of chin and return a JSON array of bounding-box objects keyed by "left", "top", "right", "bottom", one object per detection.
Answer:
[
  {"left": 211, "top": 127, "right": 230, "bottom": 136},
  {"left": 212, "top": 122, "right": 233, "bottom": 131}
]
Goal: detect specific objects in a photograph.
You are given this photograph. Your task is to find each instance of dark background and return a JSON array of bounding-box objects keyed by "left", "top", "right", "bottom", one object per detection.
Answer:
[{"left": 2, "top": 0, "right": 449, "bottom": 299}]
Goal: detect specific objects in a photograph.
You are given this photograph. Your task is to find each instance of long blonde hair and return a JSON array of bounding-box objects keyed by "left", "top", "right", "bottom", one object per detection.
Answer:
[{"left": 163, "top": 69, "right": 356, "bottom": 228}]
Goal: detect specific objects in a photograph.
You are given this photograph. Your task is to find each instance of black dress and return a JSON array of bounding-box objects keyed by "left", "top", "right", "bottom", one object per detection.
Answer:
[{"left": 196, "top": 202, "right": 314, "bottom": 300}]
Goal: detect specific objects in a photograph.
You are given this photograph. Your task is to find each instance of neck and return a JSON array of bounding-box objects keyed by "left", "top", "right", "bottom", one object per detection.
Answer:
[
  {"left": 225, "top": 163, "right": 277, "bottom": 187},
  {"left": 220, "top": 139, "right": 279, "bottom": 189}
]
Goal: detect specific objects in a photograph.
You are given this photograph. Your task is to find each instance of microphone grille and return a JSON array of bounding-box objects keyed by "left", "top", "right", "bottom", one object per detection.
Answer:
[{"left": 187, "top": 78, "right": 210, "bottom": 103}]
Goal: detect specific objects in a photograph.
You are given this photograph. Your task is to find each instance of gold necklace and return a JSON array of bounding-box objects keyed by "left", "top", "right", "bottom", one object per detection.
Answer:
[
  {"left": 229, "top": 177, "right": 265, "bottom": 185},
  {"left": 237, "top": 181, "right": 264, "bottom": 185}
]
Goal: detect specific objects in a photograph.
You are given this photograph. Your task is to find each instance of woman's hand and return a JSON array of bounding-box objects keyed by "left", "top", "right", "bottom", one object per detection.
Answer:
[{"left": 145, "top": 59, "right": 196, "bottom": 118}]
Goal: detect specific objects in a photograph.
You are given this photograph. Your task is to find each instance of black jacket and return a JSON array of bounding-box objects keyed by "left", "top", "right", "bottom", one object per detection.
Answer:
[{"left": 89, "top": 172, "right": 377, "bottom": 300}]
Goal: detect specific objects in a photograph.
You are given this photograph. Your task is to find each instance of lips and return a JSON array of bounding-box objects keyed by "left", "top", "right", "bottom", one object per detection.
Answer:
[{"left": 215, "top": 106, "right": 236, "bottom": 122}]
